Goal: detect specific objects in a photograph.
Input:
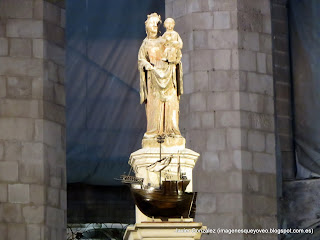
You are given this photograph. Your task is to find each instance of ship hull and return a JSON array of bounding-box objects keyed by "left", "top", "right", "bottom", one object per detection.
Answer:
[{"left": 130, "top": 180, "right": 196, "bottom": 218}]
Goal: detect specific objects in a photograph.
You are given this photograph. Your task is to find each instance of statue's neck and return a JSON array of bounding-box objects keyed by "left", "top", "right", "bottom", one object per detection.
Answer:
[
  {"left": 147, "top": 37, "right": 158, "bottom": 41},
  {"left": 147, "top": 31, "right": 157, "bottom": 39}
]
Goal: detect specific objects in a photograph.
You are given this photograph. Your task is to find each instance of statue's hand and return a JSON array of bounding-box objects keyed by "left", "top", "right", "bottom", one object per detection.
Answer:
[
  {"left": 145, "top": 63, "right": 154, "bottom": 71},
  {"left": 173, "top": 41, "right": 181, "bottom": 48},
  {"left": 159, "top": 37, "right": 166, "bottom": 44}
]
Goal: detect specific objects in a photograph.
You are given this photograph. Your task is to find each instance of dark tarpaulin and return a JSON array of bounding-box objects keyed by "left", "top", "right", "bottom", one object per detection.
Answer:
[
  {"left": 289, "top": 0, "right": 320, "bottom": 178},
  {"left": 66, "top": 0, "right": 165, "bottom": 185}
]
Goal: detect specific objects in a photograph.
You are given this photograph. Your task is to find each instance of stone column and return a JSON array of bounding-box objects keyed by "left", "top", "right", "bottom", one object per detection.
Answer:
[
  {"left": 165, "top": 0, "right": 277, "bottom": 239},
  {"left": 0, "top": 0, "right": 66, "bottom": 239}
]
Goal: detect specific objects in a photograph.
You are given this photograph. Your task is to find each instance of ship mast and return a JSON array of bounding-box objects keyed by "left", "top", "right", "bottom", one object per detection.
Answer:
[
  {"left": 157, "top": 135, "right": 165, "bottom": 188},
  {"left": 177, "top": 155, "right": 181, "bottom": 180}
]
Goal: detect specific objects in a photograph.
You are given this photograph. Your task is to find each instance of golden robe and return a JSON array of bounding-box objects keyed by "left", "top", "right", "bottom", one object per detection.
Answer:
[{"left": 138, "top": 37, "right": 183, "bottom": 138}]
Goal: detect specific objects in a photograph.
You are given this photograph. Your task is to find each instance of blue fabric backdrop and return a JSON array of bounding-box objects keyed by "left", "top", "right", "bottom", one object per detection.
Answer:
[
  {"left": 290, "top": 0, "right": 320, "bottom": 178},
  {"left": 66, "top": 0, "right": 165, "bottom": 185}
]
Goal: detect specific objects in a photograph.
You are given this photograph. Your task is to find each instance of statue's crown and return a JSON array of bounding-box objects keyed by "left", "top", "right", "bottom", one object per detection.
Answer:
[{"left": 145, "top": 12, "right": 162, "bottom": 26}]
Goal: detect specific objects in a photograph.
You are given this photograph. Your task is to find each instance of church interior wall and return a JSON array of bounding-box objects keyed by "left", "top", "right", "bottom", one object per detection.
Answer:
[{"left": 0, "top": 0, "right": 319, "bottom": 239}]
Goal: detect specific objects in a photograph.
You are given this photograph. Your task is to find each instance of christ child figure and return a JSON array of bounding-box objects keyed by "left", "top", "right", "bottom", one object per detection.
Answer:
[{"left": 162, "top": 18, "right": 183, "bottom": 63}]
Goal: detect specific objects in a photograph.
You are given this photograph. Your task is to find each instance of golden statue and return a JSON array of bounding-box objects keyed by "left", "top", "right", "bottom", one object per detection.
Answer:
[
  {"left": 138, "top": 13, "right": 183, "bottom": 140},
  {"left": 125, "top": 14, "right": 201, "bottom": 225}
]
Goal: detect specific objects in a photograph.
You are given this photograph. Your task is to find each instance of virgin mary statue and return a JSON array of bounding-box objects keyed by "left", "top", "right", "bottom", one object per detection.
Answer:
[{"left": 138, "top": 13, "right": 183, "bottom": 140}]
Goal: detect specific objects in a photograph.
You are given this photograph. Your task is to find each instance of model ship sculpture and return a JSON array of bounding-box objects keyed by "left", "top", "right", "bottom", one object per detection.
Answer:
[
  {"left": 124, "top": 13, "right": 200, "bottom": 222},
  {"left": 121, "top": 134, "right": 197, "bottom": 219}
]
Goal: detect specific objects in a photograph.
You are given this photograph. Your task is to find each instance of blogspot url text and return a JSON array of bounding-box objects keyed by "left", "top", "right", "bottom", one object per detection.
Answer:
[{"left": 176, "top": 228, "right": 314, "bottom": 235}]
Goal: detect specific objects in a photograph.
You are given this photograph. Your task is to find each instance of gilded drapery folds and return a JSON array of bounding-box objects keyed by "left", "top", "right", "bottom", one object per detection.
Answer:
[{"left": 138, "top": 13, "right": 183, "bottom": 139}]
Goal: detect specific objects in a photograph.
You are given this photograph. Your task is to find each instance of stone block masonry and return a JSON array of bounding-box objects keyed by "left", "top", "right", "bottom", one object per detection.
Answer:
[
  {"left": 0, "top": 0, "right": 66, "bottom": 239},
  {"left": 271, "top": 0, "right": 295, "bottom": 180},
  {"left": 166, "top": 0, "right": 277, "bottom": 239}
]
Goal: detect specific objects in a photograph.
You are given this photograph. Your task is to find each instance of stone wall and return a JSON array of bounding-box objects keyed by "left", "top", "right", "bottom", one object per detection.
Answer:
[
  {"left": 271, "top": 0, "right": 295, "bottom": 180},
  {"left": 0, "top": 1, "right": 66, "bottom": 239},
  {"left": 165, "top": 0, "right": 277, "bottom": 239}
]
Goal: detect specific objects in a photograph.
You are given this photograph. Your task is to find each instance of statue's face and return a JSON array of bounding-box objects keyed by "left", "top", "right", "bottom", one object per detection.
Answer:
[
  {"left": 165, "top": 21, "right": 174, "bottom": 31},
  {"left": 146, "top": 17, "right": 159, "bottom": 39}
]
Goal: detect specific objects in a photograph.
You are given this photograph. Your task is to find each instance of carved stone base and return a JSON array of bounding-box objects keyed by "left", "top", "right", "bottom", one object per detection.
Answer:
[
  {"left": 123, "top": 222, "right": 207, "bottom": 240},
  {"left": 142, "top": 136, "right": 186, "bottom": 149},
  {"left": 129, "top": 147, "right": 199, "bottom": 191}
]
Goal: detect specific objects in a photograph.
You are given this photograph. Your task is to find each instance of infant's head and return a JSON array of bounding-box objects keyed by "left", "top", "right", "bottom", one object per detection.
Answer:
[{"left": 164, "top": 18, "right": 175, "bottom": 31}]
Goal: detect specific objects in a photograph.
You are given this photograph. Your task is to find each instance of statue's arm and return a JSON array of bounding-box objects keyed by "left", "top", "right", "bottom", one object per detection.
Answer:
[
  {"left": 172, "top": 32, "right": 183, "bottom": 64},
  {"left": 171, "top": 32, "right": 183, "bottom": 50},
  {"left": 138, "top": 41, "right": 153, "bottom": 71},
  {"left": 177, "top": 33, "right": 183, "bottom": 49},
  {"left": 138, "top": 41, "right": 150, "bottom": 104},
  {"left": 177, "top": 61, "right": 183, "bottom": 96},
  {"left": 174, "top": 34, "right": 184, "bottom": 96}
]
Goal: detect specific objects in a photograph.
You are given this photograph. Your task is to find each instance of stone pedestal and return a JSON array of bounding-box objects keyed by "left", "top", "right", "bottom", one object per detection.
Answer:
[
  {"left": 130, "top": 146, "right": 199, "bottom": 191},
  {"left": 123, "top": 222, "right": 206, "bottom": 240}
]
